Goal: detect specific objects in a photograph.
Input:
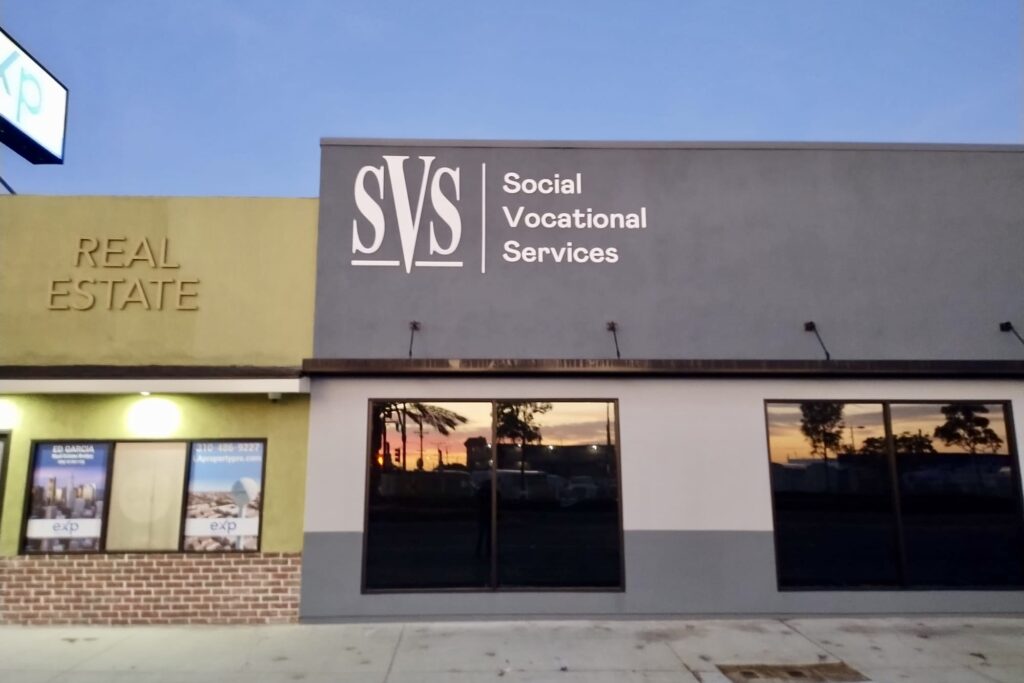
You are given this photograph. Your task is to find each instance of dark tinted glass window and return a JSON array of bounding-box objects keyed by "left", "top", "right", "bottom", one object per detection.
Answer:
[
  {"left": 767, "top": 402, "right": 901, "bottom": 587},
  {"left": 363, "top": 399, "right": 624, "bottom": 591},
  {"left": 364, "top": 401, "right": 493, "bottom": 590},
  {"left": 495, "top": 401, "right": 621, "bottom": 588},
  {"left": 891, "top": 403, "right": 1024, "bottom": 587}
]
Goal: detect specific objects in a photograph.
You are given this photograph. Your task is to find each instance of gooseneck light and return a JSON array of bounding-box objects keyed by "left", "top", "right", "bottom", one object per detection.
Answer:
[
  {"left": 1000, "top": 321, "right": 1024, "bottom": 347},
  {"left": 804, "top": 321, "right": 831, "bottom": 361},
  {"left": 606, "top": 321, "right": 621, "bottom": 359}
]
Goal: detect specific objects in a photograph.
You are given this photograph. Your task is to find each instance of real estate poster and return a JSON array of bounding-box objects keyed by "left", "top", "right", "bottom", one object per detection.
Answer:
[
  {"left": 184, "top": 441, "right": 264, "bottom": 551},
  {"left": 24, "top": 442, "right": 110, "bottom": 552}
]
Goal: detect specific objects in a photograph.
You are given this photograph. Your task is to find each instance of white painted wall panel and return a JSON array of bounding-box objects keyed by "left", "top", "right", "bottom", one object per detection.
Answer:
[{"left": 303, "top": 377, "right": 1024, "bottom": 533}]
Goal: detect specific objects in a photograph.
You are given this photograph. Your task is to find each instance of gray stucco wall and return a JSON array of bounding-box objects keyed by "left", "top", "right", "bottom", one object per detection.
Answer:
[
  {"left": 301, "top": 530, "right": 1024, "bottom": 621},
  {"left": 315, "top": 141, "right": 1024, "bottom": 360}
]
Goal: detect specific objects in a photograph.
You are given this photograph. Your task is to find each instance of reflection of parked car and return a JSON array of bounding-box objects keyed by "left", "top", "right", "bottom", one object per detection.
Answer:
[
  {"left": 901, "top": 468, "right": 950, "bottom": 494},
  {"left": 470, "top": 470, "right": 567, "bottom": 502},
  {"left": 470, "top": 470, "right": 492, "bottom": 490},
  {"left": 568, "top": 476, "right": 598, "bottom": 498},
  {"left": 378, "top": 470, "right": 474, "bottom": 498},
  {"left": 561, "top": 476, "right": 599, "bottom": 507},
  {"left": 496, "top": 469, "right": 556, "bottom": 501},
  {"left": 596, "top": 477, "right": 619, "bottom": 499},
  {"left": 901, "top": 464, "right": 1014, "bottom": 496}
]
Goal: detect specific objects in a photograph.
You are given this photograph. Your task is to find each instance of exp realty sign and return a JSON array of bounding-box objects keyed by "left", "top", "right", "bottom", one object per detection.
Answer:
[{"left": 0, "top": 26, "right": 67, "bottom": 164}]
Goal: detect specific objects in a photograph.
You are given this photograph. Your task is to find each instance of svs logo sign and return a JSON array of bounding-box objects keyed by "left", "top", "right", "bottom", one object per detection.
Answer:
[{"left": 352, "top": 156, "right": 462, "bottom": 273}]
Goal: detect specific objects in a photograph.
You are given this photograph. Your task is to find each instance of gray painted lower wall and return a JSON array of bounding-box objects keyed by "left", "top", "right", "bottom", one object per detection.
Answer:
[{"left": 299, "top": 530, "right": 1024, "bottom": 620}]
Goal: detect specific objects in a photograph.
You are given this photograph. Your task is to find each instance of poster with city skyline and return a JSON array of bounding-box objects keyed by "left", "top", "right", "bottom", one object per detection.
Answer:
[
  {"left": 24, "top": 442, "right": 110, "bottom": 553},
  {"left": 183, "top": 441, "right": 264, "bottom": 551}
]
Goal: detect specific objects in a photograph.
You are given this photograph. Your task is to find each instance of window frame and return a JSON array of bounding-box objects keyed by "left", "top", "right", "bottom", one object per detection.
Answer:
[
  {"left": 764, "top": 398, "right": 1024, "bottom": 591},
  {"left": 360, "top": 398, "right": 626, "bottom": 594},
  {"left": 0, "top": 431, "right": 11, "bottom": 532},
  {"left": 19, "top": 437, "right": 268, "bottom": 555}
]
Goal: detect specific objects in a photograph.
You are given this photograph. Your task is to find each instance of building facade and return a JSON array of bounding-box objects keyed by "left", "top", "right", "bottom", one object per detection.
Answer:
[
  {"left": 301, "top": 141, "right": 1024, "bottom": 619},
  {"left": 0, "top": 196, "right": 316, "bottom": 624},
  {"left": 2, "top": 142, "right": 1023, "bottom": 624}
]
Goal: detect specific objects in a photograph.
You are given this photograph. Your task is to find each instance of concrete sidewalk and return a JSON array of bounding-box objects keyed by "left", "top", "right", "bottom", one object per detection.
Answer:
[{"left": 1, "top": 617, "right": 1022, "bottom": 683}]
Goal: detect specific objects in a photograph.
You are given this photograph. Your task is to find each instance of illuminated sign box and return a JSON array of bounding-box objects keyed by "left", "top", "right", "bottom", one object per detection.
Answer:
[{"left": 0, "top": 27, "right": 67, "bottom": 164}]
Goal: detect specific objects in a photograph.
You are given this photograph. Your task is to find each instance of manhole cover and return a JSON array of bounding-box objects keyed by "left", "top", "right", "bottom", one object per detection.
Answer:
[{"left": 718, "top": 663, "right": 867, "bottom": 682}]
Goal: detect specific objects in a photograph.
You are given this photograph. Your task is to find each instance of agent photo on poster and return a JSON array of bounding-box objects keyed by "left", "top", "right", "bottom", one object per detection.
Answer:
[
  {"left": 24, "top": 442, "right": 111, "bottom": 552},
  {"left": 184, "top": 440, "right": 265, "bottom": 551}
]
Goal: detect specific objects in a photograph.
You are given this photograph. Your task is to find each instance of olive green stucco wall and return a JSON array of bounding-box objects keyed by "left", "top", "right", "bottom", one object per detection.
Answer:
[
  {"left": 0, "top": 195, "right": 317, "bottom": 366},
  {"left": 0, "top": 393, "right": 309, "bottom": 556}
]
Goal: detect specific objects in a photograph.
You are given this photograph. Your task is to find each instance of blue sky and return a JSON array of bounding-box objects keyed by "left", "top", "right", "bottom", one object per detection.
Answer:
[{"left": 0, "top": 1, "right": 1020, "bottom": 197}]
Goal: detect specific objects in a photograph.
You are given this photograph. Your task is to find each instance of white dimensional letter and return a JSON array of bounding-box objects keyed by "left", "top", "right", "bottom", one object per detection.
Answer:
[
  {"left": 503, "top": 240, "right": 522, "bottom": 262},
  {"left": 352, "top": 165, "right": 385, "bottom": 254},
  {"left": 503, "top": 172, "right": 521, "bottom": 193},
  {"left": 429, "top": 166, "right": 461, "bottom": 255},
  {"left": 385, "top": 155, "right": 434, "bottom": 273},
  {"left": 502, "top": 205, "right": 523, "bottom": 227}
]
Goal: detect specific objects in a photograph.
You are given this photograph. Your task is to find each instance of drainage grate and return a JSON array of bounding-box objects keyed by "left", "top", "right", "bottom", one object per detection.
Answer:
[{"left": 717, "top": 663, "right": 868, "bottom": 682}]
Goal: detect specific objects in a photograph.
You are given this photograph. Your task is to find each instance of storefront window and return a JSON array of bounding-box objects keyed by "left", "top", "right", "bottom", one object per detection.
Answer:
[
  {"left": 105, "top": 442, "right": 188, "bottom": 551},
  {"left": 495, "top": 401, "right": 621, "bottom": 588},
  {"left": 766, "top": 402, "right": 901, "bottom": 588},
  {"left": 890, "top": 404, "right": 1024, "bottom": 587},
  {"left": 766, "top": 401, "right": 1024, "bottom": 589},
  {"left": 22, "top": 438, "right": 265, "bottom": 554},
  {"left": 365, "top": 401, "right": 493, "bottom": 590},
  {"left": 363, "top": 400, "right": 623, "bottom": 591}
]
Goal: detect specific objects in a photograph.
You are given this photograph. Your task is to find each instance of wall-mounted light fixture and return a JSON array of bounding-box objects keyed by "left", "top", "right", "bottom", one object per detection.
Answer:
[
  {"left": 804, "top": 321, "right": 831, "bottom": 361},
  {"left": 1000, "top": 321, "right": 1024, "bottom": 346},
  {"left": 408, "top": 321, "right": 421, "bottom": 358},
  {"left": 126, "top": 396, "right": 181, "bottom": 438},
  {"left": 0, "top": 397, "right": 21, "bottom": 430},
  {"left": 606, "top": 321, "right": 621, "bottom": 359}
]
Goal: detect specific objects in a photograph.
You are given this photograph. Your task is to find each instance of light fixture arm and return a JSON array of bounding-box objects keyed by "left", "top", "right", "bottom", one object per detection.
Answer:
[
  {"left": 408, "top": 321, "right": 421, "bottom": 358},
  {"left": 606, "top": 321, "right": 621, "bottom": 359},
  {"left": 804, "top": 321, "right": 831, "bottom": 361},
  {"left": 1000, "top": 321, "right": 1024, "bottom": 347}
]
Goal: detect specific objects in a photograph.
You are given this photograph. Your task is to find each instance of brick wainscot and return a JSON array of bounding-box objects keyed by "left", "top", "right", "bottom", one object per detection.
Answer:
[{"left": 0, "top": 553, "right": 301, "bottom": 625}]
